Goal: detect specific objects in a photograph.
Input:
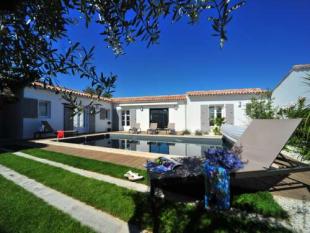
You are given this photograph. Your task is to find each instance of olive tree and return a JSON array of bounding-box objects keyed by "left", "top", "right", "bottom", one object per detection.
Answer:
[{"left": 0, "top": 0, "right": 245, "bottom": 109}]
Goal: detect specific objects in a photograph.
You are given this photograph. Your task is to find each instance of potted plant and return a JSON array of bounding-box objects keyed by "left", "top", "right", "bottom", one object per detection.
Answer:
[{"left": 211, "top": 117, "right": 225, "bottom": 135}]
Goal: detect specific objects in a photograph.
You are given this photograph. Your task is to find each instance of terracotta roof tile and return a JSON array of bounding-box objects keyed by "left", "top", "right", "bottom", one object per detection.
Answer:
[
  {"left": 187, "top": 88, "right": 266, "bottom": 96},
  {"left": 31, "top": 82, "right": 112, "bottom": 102},
  {"left": 111, "top": 95, "right": 186, "bottom": 103},
  {"left": 32, "top": 82, "right": 265, "bottom": 103}
]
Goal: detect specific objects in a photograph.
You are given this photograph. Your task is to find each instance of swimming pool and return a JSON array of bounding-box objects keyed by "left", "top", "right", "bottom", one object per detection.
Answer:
[{"left": 60, "top": 134, "right": 228, "bottom": 157}]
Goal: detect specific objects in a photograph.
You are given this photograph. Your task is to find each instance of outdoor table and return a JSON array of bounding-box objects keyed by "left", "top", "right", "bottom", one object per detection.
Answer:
[
  {"left": 147, "top": 157, "right": 206, "bottom": 233},
  {"left": 147, "top": 157, "right": 206, "bottom": 199}
]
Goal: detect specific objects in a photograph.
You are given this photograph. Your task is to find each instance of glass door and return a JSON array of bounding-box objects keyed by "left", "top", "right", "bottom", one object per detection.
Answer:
[{"left": 150, "top": 108, "right": 169, "bottom": 129}]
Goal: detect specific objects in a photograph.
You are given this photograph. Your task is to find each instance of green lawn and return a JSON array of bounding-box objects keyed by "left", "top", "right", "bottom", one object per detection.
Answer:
[
  {"left": 22, "top": 148, "right": 147, "bottom": 184},
  {"left": 0, "top": 175, "right": 94, "bottom": 233},
  {"left": 233, "top": 192, "right": 288, "bottom": 218},
  {"left": 0, "top": 153, "right": 138, "bottom": 221},
  {"left": 0, "top": 152, "right": 290, "bottom": 233}
]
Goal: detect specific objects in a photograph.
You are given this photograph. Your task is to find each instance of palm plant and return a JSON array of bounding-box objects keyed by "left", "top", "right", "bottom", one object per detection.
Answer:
[{"left": 277, "top": 97, "right": 310, "bottom": 160}]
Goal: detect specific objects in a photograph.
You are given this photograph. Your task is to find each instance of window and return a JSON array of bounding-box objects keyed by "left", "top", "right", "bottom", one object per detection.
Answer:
[
  {"left": 100, "top": 108, "right": 110, "bottom": 120},
  {"left": 100, "top": 108, "right": 106, "bottom": 120},
  {"left": 38, "top": 100, "right": 51, "bottom": 118},
  {"left": 73, "top": 110, "right": 84, "bottom": 128},
  {"left": 121, "top": 110, "right": 130, "bottom": 126},
  {"left": 209, "top": 106, "right": 223, "bottom": 126}
]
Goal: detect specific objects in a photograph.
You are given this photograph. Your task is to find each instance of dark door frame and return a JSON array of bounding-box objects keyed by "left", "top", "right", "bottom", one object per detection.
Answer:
[
  {"left": 149, "top": 108, "right": 169, "bottom": 129},
  {"left": 63, "top": 104, "right": 74, "bottom": 130}
]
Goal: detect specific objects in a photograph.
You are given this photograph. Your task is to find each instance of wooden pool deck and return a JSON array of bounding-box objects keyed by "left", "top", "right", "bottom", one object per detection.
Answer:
[{"left": 42, "top": 144, "right": 147, "bottom": 169}]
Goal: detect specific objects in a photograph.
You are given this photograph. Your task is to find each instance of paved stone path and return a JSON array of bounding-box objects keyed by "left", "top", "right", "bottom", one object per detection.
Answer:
[
  {"left": 273, "top": 195, "right": 310, "bottom": 233},
  {"left": 0, "top": 164, "right": 139, "bottom": 233},
  {"left": 13, "top": 151, "right": 149, "bottom": 193}
]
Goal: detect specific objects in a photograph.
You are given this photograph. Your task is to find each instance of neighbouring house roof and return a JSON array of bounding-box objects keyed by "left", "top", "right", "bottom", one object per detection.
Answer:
[
  {"left": 186, "top": 88, "right": 266, "bottom": 97},
  {"left": 273, "top": 64, "right": 310, "bottom": 91},
  {"left": 31, "top": 82, "right": 112, "bottom": 102},
  {"left": 292, "top": 64, "right": 310, "bottom": 72},
  {"left": 111, "top": 95, "right": 187, "bottom": 104}
]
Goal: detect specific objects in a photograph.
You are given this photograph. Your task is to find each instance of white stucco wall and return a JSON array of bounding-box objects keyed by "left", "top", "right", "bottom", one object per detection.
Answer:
[
  {"left": 186, "top": 94, "right": 257, "bottom": 132},
  {"left": 117, "top": 102, "right": 186, "bottom": 131},
  {"left": 168, "top": 104, "right": 186, "bottom": 131},
  {"left": 116, "top": 95, "right": 256, "bottom": 133},
  {"left": 272, "top": 70, "right": 310, "bottom": 108},
  {"left": 136, "top": 107, "right": 150, "bottom": 131},
  {"left": 22, "top": 87, "right": 112, "bottom": 139}
]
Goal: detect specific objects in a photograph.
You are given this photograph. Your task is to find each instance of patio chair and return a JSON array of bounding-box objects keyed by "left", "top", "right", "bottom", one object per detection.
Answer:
[
  {"left": 33, "top": 121, "right": 55, "bottom": 139},
  {"left": 148, "top": 119, "right": 310, "bottom": 198},
  {"left": 129, "top": 123, "right": 141, "bottom": 134},
  {"left": 147, "top": 123, "right": 158, "bottom": 134},
  {"left": 165, "top": 123, "right": 176, "bottom": 135}
]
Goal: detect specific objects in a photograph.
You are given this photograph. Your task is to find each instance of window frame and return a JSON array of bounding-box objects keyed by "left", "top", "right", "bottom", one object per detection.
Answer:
[
  {"left": 73, "top": 111, "right": 84, "bottom": 128},
  {"left": 100, "top": 108, "right": 111, "bottom": 120},
  {"left": 38, "top": 100, "right": 51, "bottom": 119},
  {"left": 121, "top": 110, "right": 130, "bottom": 126},
  {"left": 209, "top": 105, "right": 223, "bottom": 126}
]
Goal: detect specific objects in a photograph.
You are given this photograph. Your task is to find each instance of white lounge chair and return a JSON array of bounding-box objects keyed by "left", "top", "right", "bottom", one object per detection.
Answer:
[
  {"left": 165, "top": 123, "right": 176, "bottom": 135},
  {"left": 147, "top": 123, "right": 158, "bottom": 134}
]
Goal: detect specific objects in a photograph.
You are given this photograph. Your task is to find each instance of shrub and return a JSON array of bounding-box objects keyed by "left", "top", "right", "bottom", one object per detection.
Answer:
[
  {"left": 182, "top": 129, "right": 191, "bottom": 135},
  {"left": 277, "top": 97, "right": 310, "bottom": 160},
  {"left": 245, "top": 92, "right": 276, "bottom": 119},
  {"left": 212, "top": 126, "right": 221, "bottom": 135},
  {"left": 195, "top": 130, "right": 203, "bottom": 136},
  {"left": 214, "top": 117, "right": 225, "bottom": 126}
]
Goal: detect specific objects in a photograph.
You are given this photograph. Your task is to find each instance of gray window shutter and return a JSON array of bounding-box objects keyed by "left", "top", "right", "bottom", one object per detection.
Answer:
[
  {"left": 225, "top": 104, "right": 234, "bottom": 125},
  {"left": 112, "top": 108, "right": 119, "bottom": 131},
  {"left": 130, "top": 109, "right": 136, "bottom": 126},
  {"left": 100, "top": 108, "right": 106, "bottom": 120},
  {"left": 106, "top": 109, "right": 110, "bottom": 119},
  {"left": 200, "top": 105, "right": 210, "bottom": 132},
  {"left": 22, "top": 98, "right": 38, "bottom": 118}
]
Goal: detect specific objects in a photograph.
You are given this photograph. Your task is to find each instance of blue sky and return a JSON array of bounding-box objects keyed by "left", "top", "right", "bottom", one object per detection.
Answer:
[{"left": 56, "top": 0, "right": 310, "bottom": 97}]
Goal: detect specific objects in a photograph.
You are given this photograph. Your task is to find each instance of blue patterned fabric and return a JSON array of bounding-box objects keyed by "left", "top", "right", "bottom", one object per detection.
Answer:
[
  {"left": 204, "top": 164, "right": 230, "bottom": 210},
  {"left": 203, "top": 149, "right": 244, "bottom": 210}
]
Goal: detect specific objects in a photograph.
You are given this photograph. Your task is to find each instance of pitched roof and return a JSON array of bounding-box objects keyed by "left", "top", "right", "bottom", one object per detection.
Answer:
[
  {"left": 111, "top": 95, "right": 186, "bottom": 104},
  {"left": 31, "top": 82, "right": 265, "bottom": 104},
  {"left": 187, "top": 88, "right": 266, "bottom": 96},
  {"left": 292, "top": 64, "right": 310, "bottom": 72},
  {"left": 273, "top": 64, "right": 310, "bottom": 91},
  {"left": 31, "top": 82, "right": 112, "bottom": 102}
]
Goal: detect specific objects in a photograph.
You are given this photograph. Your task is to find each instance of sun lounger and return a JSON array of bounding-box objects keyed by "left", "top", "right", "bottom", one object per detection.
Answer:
[
  {"left": 33, "top": 121, "right": 78, "bottom": 139},
  {"left": 147, "top": 123, "right": 158, "bottom": 134},
  {"left": 165, "top": 123, "right": 176, "bottom": 135},
  {"left": 129, "top": 123, "right": 141, "bottom": 134},
  {"left": 148, "top": 119, "right": 310, "bottom": 198},
  {"left": 228, "top": 119, "right": 310, "bottom": 190}
]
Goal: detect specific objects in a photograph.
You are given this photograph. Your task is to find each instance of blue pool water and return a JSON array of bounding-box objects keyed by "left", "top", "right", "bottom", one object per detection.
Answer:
[{"left": 61, "top": 134, "right": 228, "bottom": 157}]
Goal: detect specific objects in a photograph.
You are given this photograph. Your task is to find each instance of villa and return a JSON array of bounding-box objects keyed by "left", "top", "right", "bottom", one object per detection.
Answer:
[
  {"left": 0, "top": 64, "right": 309, "bottom": 140},
  {"left": 0, "top": 82, "right": 265, "bottom": 140},
  {"left": 1, "top": 2, "right": 310, "bottom": 232}
]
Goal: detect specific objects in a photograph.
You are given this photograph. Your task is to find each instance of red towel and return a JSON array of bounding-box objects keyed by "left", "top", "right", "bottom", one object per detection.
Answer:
[{"left": 57, "top": 130, "right": 64, "bottom": 139}]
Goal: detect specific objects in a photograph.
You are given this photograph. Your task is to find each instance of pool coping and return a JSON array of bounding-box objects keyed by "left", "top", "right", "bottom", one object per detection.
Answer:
[{"left": 31, "top": 132, "right": 222, "bottom": 159}]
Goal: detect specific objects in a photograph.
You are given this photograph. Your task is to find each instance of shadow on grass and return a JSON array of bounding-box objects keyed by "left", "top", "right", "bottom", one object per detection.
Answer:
[
  {"left": 127, "top": 192, "right": 292, "bottom": 233},
  {"left": 0, "top": 141, "right": 46, "bottom": 153}
]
